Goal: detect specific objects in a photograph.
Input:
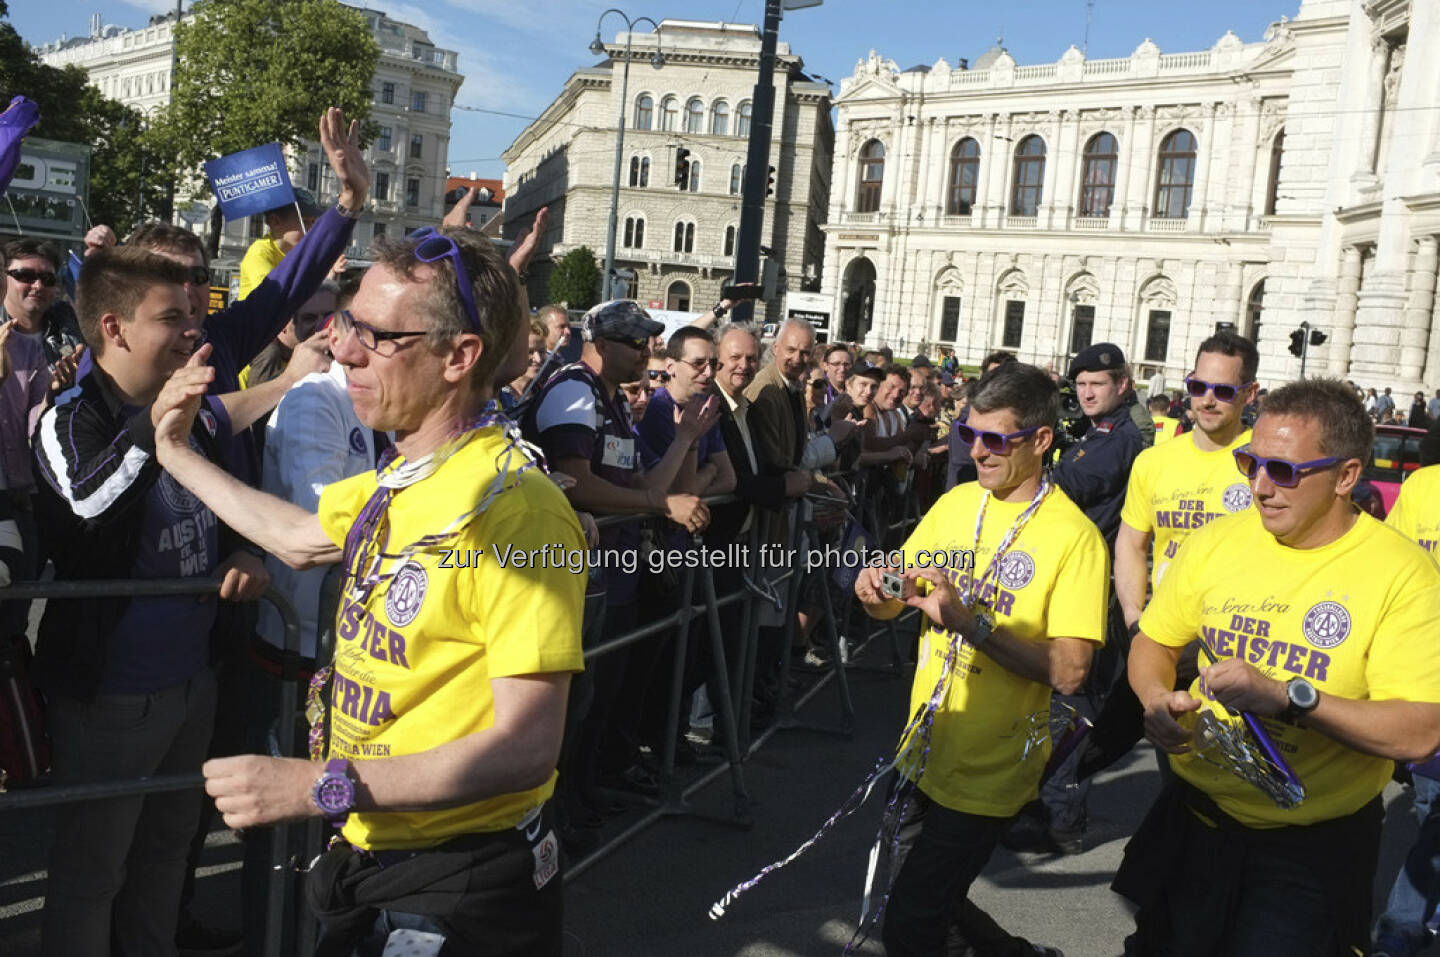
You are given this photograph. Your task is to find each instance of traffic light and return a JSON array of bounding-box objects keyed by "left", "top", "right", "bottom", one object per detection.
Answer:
[
  {"left": 674, "top": 148, "right": 690, "bottom": 187},
  {"left": 1309, "top": 328, "right": 1327, "bottom": 347},
  {"left": 1288, "top": 328, "right": 1306, "bottom": 357},
  {"left": 766, "top": 165, "right": 776, "bottom": 196}
]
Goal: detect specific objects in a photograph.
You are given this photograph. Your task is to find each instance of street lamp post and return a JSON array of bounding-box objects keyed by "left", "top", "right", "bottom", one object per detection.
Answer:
[{"left": 590, "top": 10, "right": 664, "bottom": 301}]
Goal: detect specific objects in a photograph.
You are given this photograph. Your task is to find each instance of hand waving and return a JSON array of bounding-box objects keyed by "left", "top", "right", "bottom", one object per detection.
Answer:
[{"left": 320, "top": 107, "right": 369, "bottom": 208}]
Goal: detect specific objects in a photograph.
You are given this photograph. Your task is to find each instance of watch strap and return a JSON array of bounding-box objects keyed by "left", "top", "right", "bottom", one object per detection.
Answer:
[{"left": 335, "top": 199, "right": 361, "bottom": 220}]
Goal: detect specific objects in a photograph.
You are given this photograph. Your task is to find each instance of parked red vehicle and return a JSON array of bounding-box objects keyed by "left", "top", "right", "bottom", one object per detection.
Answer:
[{"left": 1364, "top": 424, "right": 1426, "bottom": 515}]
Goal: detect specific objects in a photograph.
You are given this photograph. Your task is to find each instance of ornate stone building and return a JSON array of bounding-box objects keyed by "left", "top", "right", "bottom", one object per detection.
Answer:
[
  {"left": 36, "top": 6, "right": 463, "bottom": 263},
  {"left": 821, "top": 0, "right": 1440, "bottom": 391},
  {"left": 501, "top": 19, "right": 832, "bottom": 322}
]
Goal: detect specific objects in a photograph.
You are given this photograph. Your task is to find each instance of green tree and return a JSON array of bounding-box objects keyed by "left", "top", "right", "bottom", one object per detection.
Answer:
[
  {"left": 147, "top": 0, "right": 379, "bottom": 254},
  {"left": 548, "top": 246, "right": 601, "bottom": 310},
  {"left": 0, "top": 10, "right": 162, "bottom": 231}
]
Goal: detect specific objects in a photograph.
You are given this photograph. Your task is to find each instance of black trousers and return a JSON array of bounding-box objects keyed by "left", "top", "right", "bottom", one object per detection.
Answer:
[{"left": 882, "top": 784, "right": 1048, "bottom": 957}]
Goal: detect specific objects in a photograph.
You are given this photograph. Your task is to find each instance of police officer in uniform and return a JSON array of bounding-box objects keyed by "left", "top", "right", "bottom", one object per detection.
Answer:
[{"left": 1006, "top": 342, "right": 1145, "bottom": 853}]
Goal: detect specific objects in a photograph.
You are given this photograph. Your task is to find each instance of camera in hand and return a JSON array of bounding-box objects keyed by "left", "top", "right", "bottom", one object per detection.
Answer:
[{"left": 720, "top": 284, "right": 763, "bottom": 301}]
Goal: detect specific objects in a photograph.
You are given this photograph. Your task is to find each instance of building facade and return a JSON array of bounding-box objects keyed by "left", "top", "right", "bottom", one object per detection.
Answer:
[
  {"left": 501, "top": 19, "right": 833, "bottom": 324},
  {"left": 822, "top": 0, "right": 1440, "bottom": 392},
  {"left": 36, "top": 6, "right": 462, "bottom": 264}
]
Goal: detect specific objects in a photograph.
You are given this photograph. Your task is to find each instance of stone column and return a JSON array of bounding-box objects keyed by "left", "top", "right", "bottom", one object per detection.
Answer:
[
  {"left": 1126, "top": 106, "right": 1157, "bottom": 229},
  {"left": 1354, "top": 38, "right": 1388, "bottom": 178},
  {"left": 1424, "top": 266, "right": 1440, "bottom": 387},
  {"left": 1187, "top": 103, "right": 1217, "bottom": 230},
  {"left": 925, "top": 118, "right": 947, "bottom": 221},
  {"left": 1400, "top": 236, "right": 1438, "bottom": 381},
  {"left": 1113, "top": 106, "right": 1137, "bottom": 226},
  {"left": 1328, "top": 246, "right": 1361, "bottom": 377}
]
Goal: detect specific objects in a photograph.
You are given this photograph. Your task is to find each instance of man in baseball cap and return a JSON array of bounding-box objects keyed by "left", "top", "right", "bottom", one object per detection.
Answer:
[{"left": 579, "top": 298, "right": 665, "bottom": 345}]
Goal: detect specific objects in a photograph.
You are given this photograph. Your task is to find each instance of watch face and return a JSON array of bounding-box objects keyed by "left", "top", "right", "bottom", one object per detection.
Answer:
[
  {"left": 1290, "top": 679, "right": 1319, "bottom": 710},
  {"left": 315, "top": 775, "right": 354, "bottom": 815}
]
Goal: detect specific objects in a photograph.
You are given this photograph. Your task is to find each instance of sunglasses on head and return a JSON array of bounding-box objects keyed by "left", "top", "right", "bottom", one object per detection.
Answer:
[
  {"left": 408, "top": 227, "right": 482, "bottom": 335},
  {"left": 647, "top": 369, "right": 671, "bottom": 383},
  {"left": 7, "top": 268, "right": 57, "bottom": 287},
  {"left": 953, "top": 423, "right": 1040, "bottom": 455},
  {"left": 1233, "top": 446, "right": 1341, "bottom": 488},
  {"left": 1185, "top": 376, "right": 1252, "bottom": 404}
]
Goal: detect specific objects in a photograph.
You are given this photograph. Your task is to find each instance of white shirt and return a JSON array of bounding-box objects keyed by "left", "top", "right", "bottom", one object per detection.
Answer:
[{"left": 257, "top": 362, "right": 380, "bottom": 657}]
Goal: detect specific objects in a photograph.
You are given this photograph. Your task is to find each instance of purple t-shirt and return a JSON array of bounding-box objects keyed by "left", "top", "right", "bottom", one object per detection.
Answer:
[
  {"left": 99, "top": 398, "right": 230, "bottom": 693},
  {"left": 636, "top": 388, "right": 727, "bottom": 548}
]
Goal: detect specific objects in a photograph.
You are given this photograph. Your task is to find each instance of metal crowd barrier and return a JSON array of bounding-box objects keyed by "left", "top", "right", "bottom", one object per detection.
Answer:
[
  {"left": 0, "top": 464, "right": 934, "bottom": 951},
  {"left": 0, "top": 579, "right": 303, "bottom": 957}
]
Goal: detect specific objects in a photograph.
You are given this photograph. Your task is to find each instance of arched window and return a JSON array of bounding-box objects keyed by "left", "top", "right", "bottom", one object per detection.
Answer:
[
  {"left": 634, "top": 95, "right": 654, "bottom": 131},
  {"left": 1154, "top": 129, "right": 1197, "bottom": 219},
  {"left": 623, "top": 216, "right": 645, "bottom": 248},
  {"left": 1010, "top": 135, "right": 1046, "bottom": 216},
  {"left": 673, "top": 221, "right": 694, "bottom": 253},
  {"left": 947, "top": 138, "right": 980, "bottom": 215},
  {"left": 628, "top": 155, "right": 651, "bottom": 188},
  {"left": 1247, "top": 279, "right": 1266, "bottom": 343},
  {"left": 667, "top": 280, "right": 692, "bottom": 311},
  {"left": 856, "top": 139, "right": 884, "bottom": 213},
  {"left": 687, "top": 159, "right": 701, "bottom": 193},
  {"left": 1264, "top": 130, "right": 1284, "bottom": 216},
  {"left": 1079, "top": 132, "right": 1118, "bottom": 217},
  {"left": 660, "top": 96, "right": 678, "bottom": 132},
  {"left": 711, "top": 101, "right": 730, "bottom": 136},
  {"left": 723, "top": 224, "right": 736, "bottom": 257},
  {"left": 685, "top": 97, "right": 705, "bottom": 134},
  {"left": 737, "top": 101, "right": 752, "bottom": 137},
  {"left": 729, "top": 163, "right": 743, "bottom": 195}
]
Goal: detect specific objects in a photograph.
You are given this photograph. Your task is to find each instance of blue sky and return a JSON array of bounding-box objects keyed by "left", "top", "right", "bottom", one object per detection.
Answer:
[{"left": 11, "top": 0, "right": 1295, "bottom": 178}]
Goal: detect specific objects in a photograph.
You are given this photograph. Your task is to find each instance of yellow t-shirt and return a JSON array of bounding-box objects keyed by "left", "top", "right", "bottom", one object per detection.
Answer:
[
  {"left": 1120, "top": 428, "right": 1253, "bottom": 590},
  {"left": 1151, "top": 418, "right": 1179, "bottom": 445},
  {"left": 316, "top": 427, "right": 587, "bottom": 850},
  {"left": 1387, "top": 464, "right": 1440, "bottom": 555},
  {"left": 1140, "top": 509, "right": 1440, "bottom": 827},
  {"left": 238, "top": 235, "right": 285, "bottom": 301},
  {"left": 898, "top": 482, "right": 1109, "bottom": 817}
]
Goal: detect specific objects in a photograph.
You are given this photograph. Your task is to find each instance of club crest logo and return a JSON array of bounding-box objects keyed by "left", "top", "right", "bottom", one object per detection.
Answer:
[
  {"left": 1221, "top": 483, "right": 1253, "bottom": 512},
  {"left": 348, "top": 427, "right": 366, "bottom": 456},
  {"left": 386, "top": 561, "right": 428, "bottom": 627},
  {"left": 997, "top": 551, "right": 1035, "bottom": 590},
  {"left": 1301, "top": 601, "right": 1350, "bottom": 649},
  {"left": 198, "top": 408, "right": 218, "bottom": 437},
  {"left": 157, "top": 469, "right": 200, "bottom": 515}
]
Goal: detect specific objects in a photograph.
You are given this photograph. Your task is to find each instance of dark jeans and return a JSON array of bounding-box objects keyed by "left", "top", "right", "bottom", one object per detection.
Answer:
[
  {"left": 1375, "top": 774, "right": 1440, "bottom": 956},
  {"left": 42, "top": 669, "right": 218, "bottom": 957},
  {"left": 882, "top": 785, "right": 1038, "bottom": 957}
]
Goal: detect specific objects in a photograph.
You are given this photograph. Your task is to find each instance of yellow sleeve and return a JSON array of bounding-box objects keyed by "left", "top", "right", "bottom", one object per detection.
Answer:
[
  {"left": 1386, "top": 481, "right": 1414, "bottom": 539},
  {"left": 467, "top": 486, "right": 587, "bottom": 677},
  {"left": 1366, "top": 554, "right": 1440, "bottom": 702},
  {"left": 316, "top": 472, "right": 377, "bottom": 548},
  {"left": 1119, "top": 447, "right": 1156, "bottom": 535},
  {"left": 237, "top": 238, "right": 281, "bottom": 301},
  {"left": 1138, "top": 519, "right": 1212, "bottom": 647},
  {"left": 237, "top": 363, "right": 252, "bottom": 391},
  {"left": 1048, "top": 521, "right": 1110, "bottom": 644}
]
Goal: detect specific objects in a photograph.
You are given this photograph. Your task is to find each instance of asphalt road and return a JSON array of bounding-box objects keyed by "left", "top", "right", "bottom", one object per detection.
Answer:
[{"left": 0, "top": 634, "right": 1423, "bottom": 956}]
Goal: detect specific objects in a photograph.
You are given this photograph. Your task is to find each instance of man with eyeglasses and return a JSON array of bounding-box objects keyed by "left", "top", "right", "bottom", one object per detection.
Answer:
[
  {"left": 523, "top": 300, "right": 717, "bottom": 801},
  {"left": 2, "top": 235, "right": 85, "bottom": 367},
  {"left": 854, "top": 362, "right": 1106, "bottom": 957},
  {"left": 148, "top": 224, "right": 587, "bottom": 956},
  {"left": 822, "top": 343, "right": 853, "bottom": 404},
  {"left": 1118, "top": 378, "right": 1440, "bottom": 956}
]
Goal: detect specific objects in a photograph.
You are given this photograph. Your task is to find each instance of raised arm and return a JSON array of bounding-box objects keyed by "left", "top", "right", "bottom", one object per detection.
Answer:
[{"left": 153, "top": 349, "right": 339, "bottom": 569}]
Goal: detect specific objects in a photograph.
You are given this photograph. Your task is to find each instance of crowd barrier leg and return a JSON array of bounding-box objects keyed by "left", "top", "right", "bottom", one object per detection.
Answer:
[
  {"left": 813, "top": 568, "right": 856, "bottom": 736},
  {"left": 699, "top": 566, "right": 753, "bottom": 823},
  {"left": 0, "top": 580, "right": 305, "bottom": 957}
]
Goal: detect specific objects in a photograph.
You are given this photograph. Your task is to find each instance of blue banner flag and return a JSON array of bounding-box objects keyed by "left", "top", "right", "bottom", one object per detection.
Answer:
[
  {"left": 64, "top": 249, "right": 83, "bottom": 300},
  {"left": 0, "top": 96, "right": 41, "bottom": 196},
  {"left": 203, "top": 142, "right": 295, "bottom": 221}
]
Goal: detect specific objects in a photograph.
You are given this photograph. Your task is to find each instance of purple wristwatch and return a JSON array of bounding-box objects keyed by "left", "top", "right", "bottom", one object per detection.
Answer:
[{"left": 311, "top": 758, "right": 356, "bottom": 822}]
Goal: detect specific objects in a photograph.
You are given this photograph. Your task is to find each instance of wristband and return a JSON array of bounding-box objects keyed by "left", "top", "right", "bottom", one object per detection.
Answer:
[
  {"left": 712, "top": 303, "right": 727, "bottom": 319},
  {"left": 335, "top": 199, "right": 361, "bottom": 220}
]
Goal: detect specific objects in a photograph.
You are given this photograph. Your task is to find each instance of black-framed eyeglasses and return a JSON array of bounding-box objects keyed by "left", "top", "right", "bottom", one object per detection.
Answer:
[
  {"left": 953, "top": 423, "right": 1040, "bottom": 455},
  {"left": 332, "top": 309, "right": 428, "bottom": 356},
  {"left": 1185, "top": 376, "right": 1252, "bottom": 404},
  {"left": 6, "top": 268, "right": 56, "bottom": 287},
  {"left": 1233, "top": 446, "right": 1341, "bottom": 488},
  {"left": 186, "top": 266, "right": 211, "bottom": 287},
  {"left": 647, "top": 369, "right": 671, "bottom": 383},
  {"left": 408, "top": 227, "right": 482, "bottom": 336}
]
